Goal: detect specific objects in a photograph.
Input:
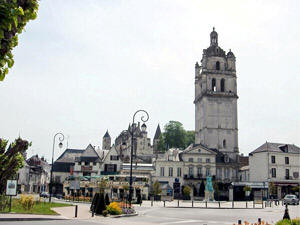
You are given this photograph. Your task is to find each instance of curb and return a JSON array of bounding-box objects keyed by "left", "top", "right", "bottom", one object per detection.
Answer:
[
  {"left": 110, "top": 213, "right": 138, "bottom": 218},
  {"left": 0, "top": 217, "right": 68, "bottom": 221},
  {"left": 166, "top": 206, "right": 264, "bottom": 209}
]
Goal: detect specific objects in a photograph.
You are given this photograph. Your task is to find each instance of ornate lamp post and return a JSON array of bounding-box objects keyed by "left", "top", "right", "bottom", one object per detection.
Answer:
[
  {"left": 49, "top": 132, "right": 65, "bottom": 203},
  {"left": 127, "top": 110, "right": 149, "bottom": 205}
]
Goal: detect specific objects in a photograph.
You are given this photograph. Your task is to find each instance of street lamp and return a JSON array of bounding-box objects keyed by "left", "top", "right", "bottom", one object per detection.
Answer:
[
  {"left": 49, "top": 132, "right": 65, "bottom": 203},
  {"left": 127, "top": 110, "right": 149, "bottom": 205}
]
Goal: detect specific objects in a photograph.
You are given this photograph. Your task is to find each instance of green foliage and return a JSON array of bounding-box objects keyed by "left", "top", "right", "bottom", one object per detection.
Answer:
[
  {"left": 98, "top": 178, "right": 108, "bottom": 194},
  {"left": 0, "top": 0, "right": 39, "bottom": 81},
  {"left": 243, "top": 186, "right": 252, "bottom": 192},
  {"left": 102, "top": 209, "right": 108, "bottom": 217},
  {"left": 157, "top": 121, "right": 195, "bottom": 151},
  {"left": 151, "top": 181, "right": 162, "bottom": 196},
  {"left": 183, "top": 186, "right": 191, "bottom": 197},
  {"left": 0, "top": 138, "right": 30, "bottom": 194},
  {"left": 105, "top": 193, "right": 110, "bottom": 206},
  {"left": 269, "top": 182, "right": 277, "bottom": 195},
  {"left": 0, "top": 193, "right": 9, "bottom": 211},
  {"left": 275, "top": 219, "right": 300, "bottom": 225},
  {"left": 95, "top": 193, "right": 106, "bottom": 215}
]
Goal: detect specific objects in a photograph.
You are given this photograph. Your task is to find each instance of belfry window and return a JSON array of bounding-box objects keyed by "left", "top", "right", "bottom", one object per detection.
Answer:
[
  {"left": 221, "top": 79, "right": 225, "bottom": 92},
  {"left": 223, "top": 139, "right": 226, "bottom": 148},
  {"left": 212, "top": 78, "right": 216, "bottom": 91},
  {"left": 216, "top": 61, "right": 220, "bottom": 70}
]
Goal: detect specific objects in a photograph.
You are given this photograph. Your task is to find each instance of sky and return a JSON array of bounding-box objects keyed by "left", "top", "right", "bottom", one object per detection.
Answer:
[{"left": 1, "top": 0, "right": 299, "bottom": 162}]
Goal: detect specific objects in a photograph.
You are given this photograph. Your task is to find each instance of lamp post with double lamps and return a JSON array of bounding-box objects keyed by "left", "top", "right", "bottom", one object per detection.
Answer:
[
  {"left": 49, "top": 132, "right": 65, "bottom": 203},
  {"left": 122, "top": 110, "right": 149, "bottom": 205}
]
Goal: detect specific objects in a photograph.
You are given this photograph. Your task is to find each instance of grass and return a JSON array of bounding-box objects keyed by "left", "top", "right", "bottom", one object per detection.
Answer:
[{"left": 1, "top": 199, "right": 72, "bottom": 215}]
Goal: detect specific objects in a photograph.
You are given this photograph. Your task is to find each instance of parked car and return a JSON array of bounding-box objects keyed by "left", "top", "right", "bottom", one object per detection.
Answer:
[
  {"left": 55, "top": 193, "right": 63, "bottom": 199},
  {"left": 283, "top": 194, "right": 299, "bottom": 205},
  {"left": 40, "top": 192, "right": 49, "bottom": 198}
]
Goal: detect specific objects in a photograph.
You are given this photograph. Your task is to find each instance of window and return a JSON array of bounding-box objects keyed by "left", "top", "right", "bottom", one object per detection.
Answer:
[
  {"left": 271, "top": 168, "right": 276, "bottom": 178},
  {"left": 286, "top": 169, "right": 290, "bottom": 178},
  {"left": 198, "top": 158, "right": 202, "bottom": 163},
  {"left": 78, "top": 162, "right": 81, "bottom": 165},
  {"left": 93, "top": 162, "right": 96, "bottom": 166},
  {"left": 206, "top": 168, "right": 210, "bottom": 176},
  {"left": 197, "top": 167, "right": 202, "bottom": 176},
  {"left": 160, "top": 167, "right": 165, "bottom": 176},
  {"left": 169, "top": 167, "right": 173, "bottom": 177},
  {"left": 212, "top": 78, "right": 216, "bottom": 91},
  {"left": 188, "top": 158, "right": 193, "bottom": 162},
  {"left": 85, "top": 162, "right": 89, "bottom": 166},
  {"left": 206, "top": 158, "right": 210, "bottom": 163},
  {"left": 224, "top": 168, "right": 230, "bottom": 179},
  {"left": 188, "top": 167, "right": 193, "bottom": 176},
  {"left": 221, "top": 79, "right": 225, "bottom": 92},
  {"left": 223, "top": 139, "right": 226, "bottom": 148},
  {"left": 216, "top": 61, "right": 220, "bottom": 70},
  {"left": 217, "top": 168, "right": 222, "bottom": 179},
  {"left": 177, "top": 167, "right": 182, "bottom": 177},
  {"left": 285, "top": 157, "right": 289, "bottom": 164},
  {"left": 110, "top": 155, "right": 119, "bottom": 160},
  {"left": 271, "top": 156, "right": 276, "bottom": 163}
]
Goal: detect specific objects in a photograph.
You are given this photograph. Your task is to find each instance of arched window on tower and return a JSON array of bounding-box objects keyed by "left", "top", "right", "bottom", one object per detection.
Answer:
[
  {"left": 212, "top": 78, "right": 216, "bottom": 92},
  {"left": 216, "top": 61, "right": 220, "bottom": 70},
  {"left": 223, "top": 139, "right": 226, "bottom": 148},
  {"left": 221, "top": 79, "right": 225, "bottom": 92}
]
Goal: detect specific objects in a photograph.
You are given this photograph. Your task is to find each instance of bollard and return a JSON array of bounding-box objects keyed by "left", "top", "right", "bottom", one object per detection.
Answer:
[
  {"left": 258, "top": 218, "right": 261, "bottom": 224},
  {"left": 262, "top": 200, "right": 264, "bottom": 209},
  {"left": 205, "top": 201, "right": 207, "bottom": 208},
  {"left": 265, "top": 201, "right": 267, "bottom": 208},
  {"left": 232, "top": 201, "right": 234, "bottom": 208},
  {"left": 92, "top": 205, "right": 94, "bottom": 217},
  {"left": 192, "top": 200, "right": 194, "bottom": 208},
  {"left": 253, "top": 200, "right": 255, "bottom": 208},
  {"left": 218, "top": 201, "right": 220, "bottom": 208},
  {"left": 178, "top": 199, "right": 179, "bottom": 207},
  {"left": 75, "top": 205, "right": 78, "bottom": 218},
  {"left": 164, "top": 201, "right": 165, "bottom": 207},
  {"left": 238, "top": 220, "right": 242, "bottom": 225},
  {"left": 151, "top": 200, "right": 153, "bottom": 207},
  {"left": 246, "top": 201, "right": 248, "bottom": 208}
]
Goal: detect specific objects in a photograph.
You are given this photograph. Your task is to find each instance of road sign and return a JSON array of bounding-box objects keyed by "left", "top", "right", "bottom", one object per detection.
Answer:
[{"left": 6, "top": 180, "right": 17, "bottom": 196}]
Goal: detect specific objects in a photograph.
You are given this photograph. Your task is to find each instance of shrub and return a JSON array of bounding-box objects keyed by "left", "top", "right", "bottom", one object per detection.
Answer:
[
  {"left": 106, "top": 202, "right": 122, "bottom": 215},
  {"left": 0, "top": 194, "right": 9, "bottom": 211},
  {"left": 102, "top": 209, "right": 108, "bottom": 217},
  {"left": 95, "top": 193, "right": 106, "bottom": 215},
  {"left": 292, "top": 218, "right": 300, "bottom": 225},
  {"left": 90, "top": 193, "right": 99, "bottom": 211},
  {"left": 183, "top": 186, "right": 191, "bottom": 197},
  {"left": 19, "top": 194, "right": 34, "bottom": 210}
]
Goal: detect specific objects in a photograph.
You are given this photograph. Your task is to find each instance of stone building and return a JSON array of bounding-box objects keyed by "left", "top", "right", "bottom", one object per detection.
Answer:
[
  {"left": 153, "top": 124, "right": 162, "bottom": 154},
  {"left": 249, "top": 142, "right": 300, "bottom": 199},
  {"left": 102, "top": 130, "right": 111, "bottom": 150},
  {"left": 194, "top": 28, "right": 239, "bottom": 181}
]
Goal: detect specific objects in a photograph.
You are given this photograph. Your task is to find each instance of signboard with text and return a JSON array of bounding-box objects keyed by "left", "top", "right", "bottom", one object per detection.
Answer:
[{"left": 6, "top": 180, "right": 17, "bottom": 196}]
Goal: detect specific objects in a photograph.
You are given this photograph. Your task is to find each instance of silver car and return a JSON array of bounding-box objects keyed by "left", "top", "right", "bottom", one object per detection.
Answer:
[{"left": 283, "top": 194, "right": 299, "bottom": 205}]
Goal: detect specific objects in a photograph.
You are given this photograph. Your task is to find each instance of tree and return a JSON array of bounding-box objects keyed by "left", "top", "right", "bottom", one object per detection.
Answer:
[
  {"left": 98, "top": 178, "right": 108, "bottom": 194},
  {"left": 151, "top": 181, "right": 162, "bottom": 196},
  {"left": 0, "top": 138, "right": 29, "bottom": 193},
  {"left": 104, "top": 193, "right": 110, "bottom": 206},
  {"left": 157, "top": 121, "right": 195, "bottom": 151},
  {"left": 183, "top": 186, "right": 191, "bottom": 199},
  {"left": 0, "top": 0, "right": 39, "bottom": 81}
]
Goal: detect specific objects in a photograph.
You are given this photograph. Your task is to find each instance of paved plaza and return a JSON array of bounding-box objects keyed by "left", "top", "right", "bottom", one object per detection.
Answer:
[{"left": 1, "top": 200, "right": 299, "bottom": 225}]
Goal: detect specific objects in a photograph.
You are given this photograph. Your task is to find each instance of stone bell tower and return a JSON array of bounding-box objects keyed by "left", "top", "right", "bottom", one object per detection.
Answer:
[{"left": 194, "top": 28, "right": 239, "bottom": 161}]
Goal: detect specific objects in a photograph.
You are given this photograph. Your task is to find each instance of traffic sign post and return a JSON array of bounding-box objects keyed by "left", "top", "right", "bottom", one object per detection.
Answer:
[{"left": 6, "top": 180, "right": 17, "bottom": 212}]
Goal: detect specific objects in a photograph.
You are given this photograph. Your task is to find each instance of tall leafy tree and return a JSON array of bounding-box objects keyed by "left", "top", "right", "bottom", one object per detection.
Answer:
[
  {"left": 157, "top": 121, "right": 195, "bottom": 151},
  {"left": 0, "top": 0, "right": 39, "bottom": 81},
  {"left": 0, "top": 138, "right": 29, "bottom": 193}
]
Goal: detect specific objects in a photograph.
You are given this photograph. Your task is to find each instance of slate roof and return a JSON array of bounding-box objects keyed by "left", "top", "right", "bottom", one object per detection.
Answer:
[
  {"left": 250, "top": 142, "right": 300, "bottom": 155},
  {"left": 103, "top": 130, "right": 110, "bottom": 138},
  {"left": 154, "top": 124, "right": 161, "bottom": 140},
  {"left": 55, "top": 149, "right": 84, "bottom": 163}
]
